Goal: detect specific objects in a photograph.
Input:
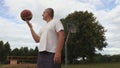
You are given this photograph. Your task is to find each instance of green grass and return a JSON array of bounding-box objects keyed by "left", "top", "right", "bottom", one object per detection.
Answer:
[
  {"left": 62, "top": 62, "right": 120, "bottom": 68},
  {"left": 0, "top": 62, "right": 120, "bottom": 68}
]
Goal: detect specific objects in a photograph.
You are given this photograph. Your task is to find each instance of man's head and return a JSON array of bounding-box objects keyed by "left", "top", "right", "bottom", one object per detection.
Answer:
[{"left": 42, "top": 8, "right": 54, "bottom": 21}]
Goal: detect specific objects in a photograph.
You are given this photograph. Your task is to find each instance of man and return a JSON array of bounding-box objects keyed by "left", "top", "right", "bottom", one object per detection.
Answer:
[{"left": 25, "top": 8, "right": 64, "bottom": 68}]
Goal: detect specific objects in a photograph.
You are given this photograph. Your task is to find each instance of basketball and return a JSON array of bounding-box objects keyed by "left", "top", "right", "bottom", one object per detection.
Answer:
[{"left": 20, "top": 9, "right": 32, "bottom": 21}]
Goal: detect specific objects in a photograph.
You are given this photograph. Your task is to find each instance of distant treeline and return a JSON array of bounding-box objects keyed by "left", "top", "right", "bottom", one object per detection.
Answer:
[{"left": 0, "top": 40, "right": 38, "bottom": 64}]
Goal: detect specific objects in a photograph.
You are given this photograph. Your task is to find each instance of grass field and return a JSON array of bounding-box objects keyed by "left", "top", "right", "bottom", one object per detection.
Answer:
[{"left": 0, "top": 62, "right": 120, "bottom": 68}]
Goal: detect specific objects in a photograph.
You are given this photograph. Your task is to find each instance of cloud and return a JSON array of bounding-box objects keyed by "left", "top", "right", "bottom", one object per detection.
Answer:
[
  {"left": 98, "top": 48, "right": 120, "bottom": 55},
  {"left": 0, "top": 16, "right": 37, "bottom": 49},
  {"left": 95, "top": 3, "right": 120, "bottom": 55},
  {"left": 115, "top": 0, "right": 120, "bottom": 4}
]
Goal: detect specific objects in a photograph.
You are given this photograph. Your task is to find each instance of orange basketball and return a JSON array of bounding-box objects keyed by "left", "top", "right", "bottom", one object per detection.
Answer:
[{"left": 20, "top": 9, "right": 32, "bottom": 21}]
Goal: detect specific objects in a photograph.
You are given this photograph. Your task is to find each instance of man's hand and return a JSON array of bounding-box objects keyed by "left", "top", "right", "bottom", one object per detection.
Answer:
[{"left": 54, "top": 52, "right": 61, "bottom": 64}]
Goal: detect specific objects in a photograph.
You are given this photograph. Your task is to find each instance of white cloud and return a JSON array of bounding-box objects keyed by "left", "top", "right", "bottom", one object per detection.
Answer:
[
  {"left": 104, "top": 5, "right": 120, "bottom": 22},
  {"left": 99, "top": 48, "right": 120, "bottom": 55},
  {"left": 115, "top": 0, "right": 120, "bottom": 4},
  {"left": 94, "top": 2, "right": 120, "bottom": 55},
  {"left": 0, "top": 16, "right": 37, "bottom": 49},
  {"left": 88, "top": 0, "right": 104, "bottom": 7}
]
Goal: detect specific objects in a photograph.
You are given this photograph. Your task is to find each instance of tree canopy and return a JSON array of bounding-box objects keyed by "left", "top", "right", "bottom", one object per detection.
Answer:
[{"left": 61, "top": 11, "right": 107, "bottom": 63}]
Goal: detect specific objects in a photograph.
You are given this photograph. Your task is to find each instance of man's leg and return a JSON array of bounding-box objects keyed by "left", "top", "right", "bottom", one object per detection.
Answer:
[{"left": 37, "top": 51, "right": 61, "bottom": 68}]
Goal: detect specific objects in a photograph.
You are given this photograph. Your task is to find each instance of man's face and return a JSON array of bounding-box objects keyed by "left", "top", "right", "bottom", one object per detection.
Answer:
[{"left": 42, "top": 10, "right": 49, "bottom": 20}]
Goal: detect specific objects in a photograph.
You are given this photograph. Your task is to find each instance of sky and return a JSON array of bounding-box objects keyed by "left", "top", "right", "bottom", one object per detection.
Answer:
[{"left": 0, "top": 0, "right": 120, "bottom": 55}]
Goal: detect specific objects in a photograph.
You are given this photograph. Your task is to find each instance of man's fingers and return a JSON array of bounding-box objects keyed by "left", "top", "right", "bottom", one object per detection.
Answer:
[{"left": 54, "top": 56, "right": 61, "bottom": 64}]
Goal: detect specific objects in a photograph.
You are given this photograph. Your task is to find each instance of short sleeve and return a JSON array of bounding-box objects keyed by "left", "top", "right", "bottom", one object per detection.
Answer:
[{"left": 55, "top": 20, "right": 64, "bottom": 32}]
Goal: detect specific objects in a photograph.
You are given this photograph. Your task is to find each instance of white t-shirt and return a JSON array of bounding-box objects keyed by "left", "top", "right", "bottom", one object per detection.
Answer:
[{"left": 38, "top": 19, "right": 64, "bottom": 53}]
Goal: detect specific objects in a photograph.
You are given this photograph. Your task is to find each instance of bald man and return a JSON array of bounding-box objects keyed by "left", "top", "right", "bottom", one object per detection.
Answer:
[{"left": 25, "top": 8, "right": 64, "bottom": 68}]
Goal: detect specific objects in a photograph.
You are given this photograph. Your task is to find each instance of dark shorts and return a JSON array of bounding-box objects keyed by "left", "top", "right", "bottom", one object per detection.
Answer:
[{"left": 37, "top": 51, "right": 61, "bottom": 68}]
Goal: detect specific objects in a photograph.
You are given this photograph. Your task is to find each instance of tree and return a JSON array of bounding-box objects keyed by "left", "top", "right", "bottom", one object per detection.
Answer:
[
  {"left": 2, "top": 42, "right": 11, "bottom": 62},
  {"left": 61, "top": 11, "right": 107, "bottom": 63},
  {"left": 23, "top": 47, "right": 29, "bottom": 56},
  {"left": 19, "top": 47, "right": 29, "bottom": 56},
  {"left": 0, "top": 41, "right": 11, "bottom": 63},
  {"left": 33, "top": 46, "right": 38, "bottom": 56},
  {"left": 29, "top": 47, "right": 38, "bottom": 56},
  {"left": 0, "top": 41, "right": 4, "bottom": 63},
  {"left": 10, "top": 48, "right": 20, "bottom": 56}
]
